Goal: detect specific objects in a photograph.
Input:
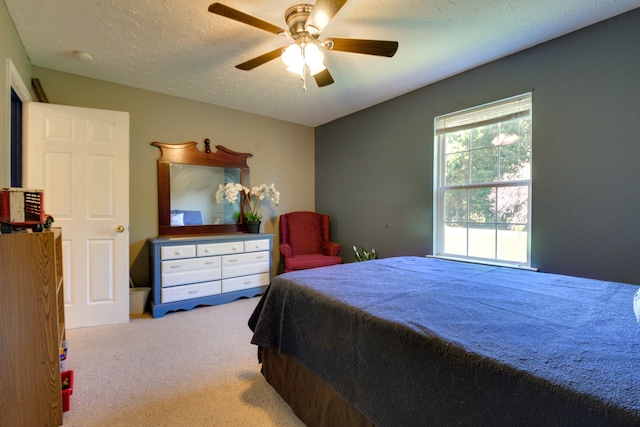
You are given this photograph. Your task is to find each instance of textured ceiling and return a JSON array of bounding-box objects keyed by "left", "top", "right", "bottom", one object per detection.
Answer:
[{"left": 4, "top": 0, "right": 639, "bottom": 127}]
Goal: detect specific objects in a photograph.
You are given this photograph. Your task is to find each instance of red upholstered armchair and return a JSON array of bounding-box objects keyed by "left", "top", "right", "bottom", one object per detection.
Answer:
[{"left": 279, "top": 211, "right": 342, "bottom": 272}]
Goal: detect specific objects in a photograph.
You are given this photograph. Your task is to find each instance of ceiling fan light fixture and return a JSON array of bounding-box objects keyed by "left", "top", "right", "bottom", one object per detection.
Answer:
[
  {"left": 281, "top": 43, "right": 326, "bottom": 76},
  {"left": 304, "top": 43, "right": 326, "bottom": 75},
  {"left": 282, "top": 44, "right": 305, "bottom": 75}
]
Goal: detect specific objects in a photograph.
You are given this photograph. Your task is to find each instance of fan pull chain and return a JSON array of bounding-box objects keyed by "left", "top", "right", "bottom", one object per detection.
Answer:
[{"left": 301, "top": 48, "right": 307, "bottom": 91}]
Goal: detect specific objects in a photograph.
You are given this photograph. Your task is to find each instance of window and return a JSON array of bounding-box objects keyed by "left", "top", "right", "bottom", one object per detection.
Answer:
[{"left": 434, "top": 93, "right": 532, "bottom": 267}]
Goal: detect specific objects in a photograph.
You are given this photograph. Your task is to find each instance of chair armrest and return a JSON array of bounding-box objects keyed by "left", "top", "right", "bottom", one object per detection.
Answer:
[
  {"left": 280, "top": 243, "right": 293, "bottom": 259},
  {"left": 323, "top": 241, "right": 341, "bottom": 256}
]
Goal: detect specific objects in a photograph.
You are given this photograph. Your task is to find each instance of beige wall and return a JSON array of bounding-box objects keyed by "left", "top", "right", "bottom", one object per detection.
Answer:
[
  {"left": 30, "top": 67, "right": 315, "bottom": 285},
  {"left": 6, "top": 4, "right": 315, "bottom": 286},
  {"left": 1, "top": 2, "right": 315, "bottom": 293},
  {"left": 1, "top": 0, "right": 33, "bottom": 186}
]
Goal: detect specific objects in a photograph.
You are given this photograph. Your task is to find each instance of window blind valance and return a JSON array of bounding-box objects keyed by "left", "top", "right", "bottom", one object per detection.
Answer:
[{"left": 435, "top": 93, "right": 532, "bottom": 134}]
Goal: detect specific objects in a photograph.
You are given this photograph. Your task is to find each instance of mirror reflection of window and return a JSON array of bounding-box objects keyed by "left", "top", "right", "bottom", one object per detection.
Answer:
[{"left": 169, "top": 164, "right": 240, "bottom": 225}]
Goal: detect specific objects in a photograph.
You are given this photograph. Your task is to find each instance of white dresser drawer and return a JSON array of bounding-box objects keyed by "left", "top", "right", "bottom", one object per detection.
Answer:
[
  {"left": 162, "top": 280, "right": 221, "bottom": 303},
  {"left": 222, "top": 251, "right": 269, "bottom": 267},
  {"left": 161, "top": 244, "right": 196, "bottom": 260},
  {"left": 244, "top": 239, "right": 270, "bottom": 253},
  {"left": 222, "top": 251, "right": 270, "bottom": 279},
  {"left": 161, "top": 257, "right": 221, "bottom": 275},
  {"left": 162, "top": 268, "right": 221, "bottom": 287},
  {"left": 222, "top": 273, "right": 270, "bottom": 293},
  {"left": 197, "top": 241, "right": 243, "bottom": 257}
]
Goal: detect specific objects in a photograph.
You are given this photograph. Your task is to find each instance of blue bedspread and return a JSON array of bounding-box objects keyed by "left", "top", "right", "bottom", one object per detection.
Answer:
[{"left": 249, "top": 257, "right": 640, "bottom": 426}]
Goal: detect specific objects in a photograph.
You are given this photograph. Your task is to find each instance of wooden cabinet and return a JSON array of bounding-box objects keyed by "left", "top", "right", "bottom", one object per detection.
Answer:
[
  {"left": 149, "top": 233, "right": 273, "bottom": 318},
  {"left": 0, "top": 228, "right": 65, "bottom": 427}
]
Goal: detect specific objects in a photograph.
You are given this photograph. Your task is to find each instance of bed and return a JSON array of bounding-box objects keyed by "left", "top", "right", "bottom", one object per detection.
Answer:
[{"left": 248, "top": 256, "right": 640, "bottom": 426}]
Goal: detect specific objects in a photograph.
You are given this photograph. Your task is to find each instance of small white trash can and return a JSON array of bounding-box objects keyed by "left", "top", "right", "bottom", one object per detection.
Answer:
[{"left": 129, "top": 287, "right": 151, "bottom": 315}]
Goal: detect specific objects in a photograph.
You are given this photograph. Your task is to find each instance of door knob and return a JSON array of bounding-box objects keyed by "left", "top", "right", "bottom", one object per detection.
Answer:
[{"left": 116, "top": 225, "right": 125, "bottom": 233}]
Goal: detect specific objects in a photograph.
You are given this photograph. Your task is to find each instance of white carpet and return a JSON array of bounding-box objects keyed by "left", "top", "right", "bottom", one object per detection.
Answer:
[{"left": 62, "top": 297, "right": 305, "bottom": 426}]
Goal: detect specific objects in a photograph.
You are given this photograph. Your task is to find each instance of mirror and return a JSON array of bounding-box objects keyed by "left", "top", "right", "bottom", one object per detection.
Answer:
[
  {"left": 152, "top": 140, "right": 252, "bottom": 236},
  {"left": 169, "top": 163, "right": 240, "bottom": 225}
]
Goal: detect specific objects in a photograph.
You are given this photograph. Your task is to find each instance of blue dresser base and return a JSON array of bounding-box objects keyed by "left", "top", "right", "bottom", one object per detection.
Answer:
[{"left": 150, "top": 286, "right": 267, "bottom": 317}]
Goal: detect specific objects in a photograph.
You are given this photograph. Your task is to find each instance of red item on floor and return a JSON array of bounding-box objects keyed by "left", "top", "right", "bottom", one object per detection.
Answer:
[{"left": 61, "top": 370, "right": 74, "bottom": 412}]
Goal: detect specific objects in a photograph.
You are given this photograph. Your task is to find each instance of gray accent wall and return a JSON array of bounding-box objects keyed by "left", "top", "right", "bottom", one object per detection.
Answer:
[{"left": 315, "top": 8, "right": 640, "bottom": 284}]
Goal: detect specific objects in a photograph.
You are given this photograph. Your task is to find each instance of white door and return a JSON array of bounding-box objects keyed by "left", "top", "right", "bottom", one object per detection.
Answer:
[{"left": 24, "top": 102, "right": 130, "bottom": 328}]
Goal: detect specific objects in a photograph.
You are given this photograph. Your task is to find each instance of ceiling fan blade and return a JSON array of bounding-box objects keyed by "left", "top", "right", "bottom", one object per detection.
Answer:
[
  {"left": 313, "top": 68, "right": 334, "bottom": 87},
  {"left": 325, "top": 38, "right": 398, "bottom": 57},
  {"left": 235, "top": 48, "right": 284, "bottom": 71},
  {"left": 306, "top": 0, "right": 348, "bottom": 34},
  {"left": 208, "top": 3, "right": 285, "bottom": 35}
]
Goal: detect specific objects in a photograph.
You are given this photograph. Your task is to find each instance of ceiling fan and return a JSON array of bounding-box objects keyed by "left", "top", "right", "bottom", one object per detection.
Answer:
[{"left": 208, "top": 1, "right": 399, "bottom": 88}]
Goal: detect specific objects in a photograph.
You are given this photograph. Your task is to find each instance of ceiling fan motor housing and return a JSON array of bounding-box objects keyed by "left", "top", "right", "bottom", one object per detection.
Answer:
[{"left": 285, "top": 4, "right": 314, "bottom": 40}]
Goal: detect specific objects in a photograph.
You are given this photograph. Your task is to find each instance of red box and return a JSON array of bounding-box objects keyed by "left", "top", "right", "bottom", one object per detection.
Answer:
[{"left": 61, "top": 370, "right": 74, "bottom": 412}]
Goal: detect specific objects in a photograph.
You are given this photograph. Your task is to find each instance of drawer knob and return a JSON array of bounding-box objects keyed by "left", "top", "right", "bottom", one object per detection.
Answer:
[{"left": 175, "top": 250, "right": 182, "bottom": 255}]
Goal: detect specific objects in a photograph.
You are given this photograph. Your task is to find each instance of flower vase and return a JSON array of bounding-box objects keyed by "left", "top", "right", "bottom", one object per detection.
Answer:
[{"left": 246, "top": 221, "right": 261, "bottom": 234}]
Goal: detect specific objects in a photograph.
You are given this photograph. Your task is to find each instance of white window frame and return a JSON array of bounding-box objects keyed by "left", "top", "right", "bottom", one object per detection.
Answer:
[{"left": 433, "top": 93, "right": 532, "bottom": 268}]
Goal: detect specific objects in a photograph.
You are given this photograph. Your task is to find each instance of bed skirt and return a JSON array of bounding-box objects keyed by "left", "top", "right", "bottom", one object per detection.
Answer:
[{"left": 261, "top": 347, "right": 374, "bottom": 427}]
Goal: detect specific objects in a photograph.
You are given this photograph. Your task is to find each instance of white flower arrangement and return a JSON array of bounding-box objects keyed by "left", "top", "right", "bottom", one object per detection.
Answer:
[{"left": 216, "top": 182, "right": 280, "bottom": 222}]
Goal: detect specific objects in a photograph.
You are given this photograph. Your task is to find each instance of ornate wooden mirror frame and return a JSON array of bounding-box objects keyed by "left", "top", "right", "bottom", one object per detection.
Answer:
[{"left": 152, "top": 139, "right": 252, "bottom": 236}]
